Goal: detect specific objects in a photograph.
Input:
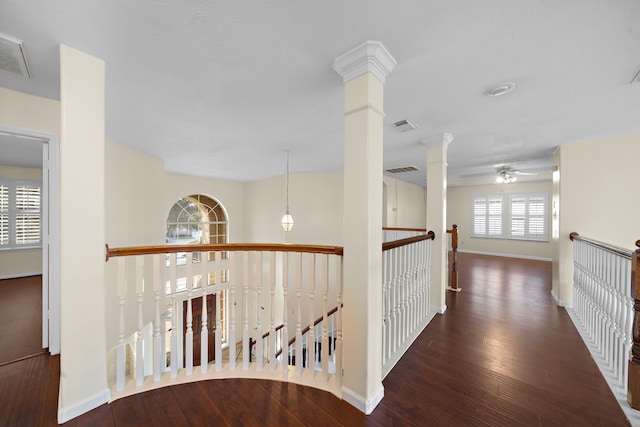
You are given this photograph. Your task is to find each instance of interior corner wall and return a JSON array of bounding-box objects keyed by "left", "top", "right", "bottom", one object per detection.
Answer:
[
  {"left": 163, "top": 172, "right": 245, "bottom": 243},
  {"left": 383, "top": 176, "right": 426, "bottom": 229},
  {"left": 243, "top": 171, "right": 344, "bottom": 246},
  {"left": 555, "top": 133, "right": 640, "bottom": 306},
  {"left": 0, "top": 165, "right": 44, "bottom": 278},
  {"left": 447, "top": 181, "right": 553, "bottom": 260}
]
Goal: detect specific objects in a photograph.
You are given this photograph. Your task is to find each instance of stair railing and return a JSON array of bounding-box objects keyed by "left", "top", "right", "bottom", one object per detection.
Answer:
[
  {"left": 105, "top": 242, "right": 343, "bottom": 400},
  {"left": 381, "top": 231, "right": 435, "bottom": 377},
  {"left": 568, "top": 233, "right": 634, "bottom": 406}
]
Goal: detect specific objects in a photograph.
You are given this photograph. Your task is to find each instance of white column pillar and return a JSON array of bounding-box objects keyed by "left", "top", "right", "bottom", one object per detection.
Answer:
[
  {"left": 425, "top": 134, "right": 453, "bottom": 314},
  {"left": 334, "top": 41, "right": 396, "bottom": 414},
  {"left": 58, "top": 45, "right": 109, "bottom": 423}
]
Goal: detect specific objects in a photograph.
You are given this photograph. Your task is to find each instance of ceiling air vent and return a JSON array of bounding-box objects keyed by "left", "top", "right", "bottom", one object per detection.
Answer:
[
  {"left": 0, "top": 33, "right": 30, "bottom": 78},
  {"left": 385, "top": 166, "right": 420, "bottom": 174},
  {"left": 393, "top": 119, "right": 417, "bottom": 132}
]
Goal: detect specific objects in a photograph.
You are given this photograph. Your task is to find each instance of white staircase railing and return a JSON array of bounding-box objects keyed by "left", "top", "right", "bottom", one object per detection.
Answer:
[
  {"left": 105, "top": 243, "right": 343, "bottom": 401},
  {"left": 382, "top": 232, "right": 436, "bottom": 377},
  {"left": 569, "top": 233, "right": 633, "bottom": 398}
]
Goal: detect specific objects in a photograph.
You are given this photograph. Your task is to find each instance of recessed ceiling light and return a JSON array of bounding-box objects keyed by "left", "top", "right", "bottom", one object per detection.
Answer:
[{"left": 485, "top": 82, "right": 515, "bottom": 97}]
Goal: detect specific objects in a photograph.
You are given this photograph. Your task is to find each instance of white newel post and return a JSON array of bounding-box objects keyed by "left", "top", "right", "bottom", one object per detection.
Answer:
[
  {"left": 424, "top": 135, "right": 453, "bottom": 313},
  {"left": 333, "top": 40, "right": 396, "bottom": 414}
]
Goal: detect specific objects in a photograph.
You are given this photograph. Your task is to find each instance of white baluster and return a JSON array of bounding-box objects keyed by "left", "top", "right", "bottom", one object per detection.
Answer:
[
  {"left": 200, "top": 251, "right": 208, "bottom": 373},
  {"left": 135, "top": 256, "right": 144, "bottom": 387},
  {"left": 269, "top": 252, "right": 276, "bottom": 372},
  {"left": 153, "top": 255, "right": 162, "bottom": 382},
  {"left": 335, "top": 254, "right": 343, "bottom": 381},
  {"left": 282, "top": 252, "right": 289, "bottom": 376},
  {"left": 308, "top": 253, "right": 316, "bottom": 372},
  {"left": 242, "top": 251, "right": 250, "bottom": 370},
  {"left": 169, "top": 253, "right": 178, "bottom": 378},
  {"left": 116, "top": 257, "right": 126, "bottom": 391},
  {"left": 228, "top": 251, "right": 237, "bottom": 372},
  {"left": 295, "top": 252, "right": 303, "bottom": 375},
  {"left": 321, "top": 253, "right": 329, "bottom": 376},
  {"left": 185, "top": 253, "right": 193, "bottom": 376},
  {"left": 256, "top": 251, "right": 264, "bottom": 371},
  {"left": 215, "top": 251, "right": 222, "bottom": 372}
]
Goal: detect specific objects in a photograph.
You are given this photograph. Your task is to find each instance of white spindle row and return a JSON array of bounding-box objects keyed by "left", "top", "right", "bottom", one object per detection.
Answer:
[
  {"left": 382, "top": 237, "right": 433, "bottom": 377},
  {"left": 571, "top": 238, "right": 633, "bottom": 396},
  {"left": 109, "top": 248, "right": 343, "bottom": 399}
]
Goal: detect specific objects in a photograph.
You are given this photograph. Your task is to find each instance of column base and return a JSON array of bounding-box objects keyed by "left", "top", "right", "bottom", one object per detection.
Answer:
[{"left": 342, "top": 384, "right": 384, "bottom": 415}]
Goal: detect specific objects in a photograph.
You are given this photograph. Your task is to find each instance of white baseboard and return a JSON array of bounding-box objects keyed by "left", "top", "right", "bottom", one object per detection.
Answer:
[
  {"left": 0, "top": 271, "right": 42, "bottom": 280},
  {"left": 58, "top": 388, "right": 111, "bottom": 424},
  {"left": 431, "top": 304, "right": 447, "bottom": 314},
  {"left": 550, "top": 289, "right": 571, "bottom": 308},
  {"left": 457, "top": 249, "right": 551, "bottom": 262},
  {"left": 342, "top": 384, "right": 384, "bottom": 415}
]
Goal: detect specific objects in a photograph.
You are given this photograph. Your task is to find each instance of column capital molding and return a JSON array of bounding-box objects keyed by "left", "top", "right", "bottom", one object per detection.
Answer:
[
  {"left": 420, "top": 133, "right": 454, "bottom": 149},
  {"left": 333, "top": 40, "right": 396, "bottom": 85}
]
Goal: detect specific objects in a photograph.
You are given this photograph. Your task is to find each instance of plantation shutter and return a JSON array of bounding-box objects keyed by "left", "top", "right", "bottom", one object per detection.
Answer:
[
  {"left": 508, "top": 193, "right": 548, "bottom": 241},
  {"left": 472, "top": 195, "right": 503, "bottom": 238},
  {"left": 0, "top": 184, "right": 8, "bottom": 246},
  {"left": 15, "top": 185, "right": 41, "bottom": 245}
]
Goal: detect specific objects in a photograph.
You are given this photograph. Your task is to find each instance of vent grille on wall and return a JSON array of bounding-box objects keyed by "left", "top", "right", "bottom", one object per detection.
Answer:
[
  {"left": 0, "top": 33, "right": 31, "bottom": 78},
  {"left": 385, "top": 166, "right": 420, "bottom": 174}
]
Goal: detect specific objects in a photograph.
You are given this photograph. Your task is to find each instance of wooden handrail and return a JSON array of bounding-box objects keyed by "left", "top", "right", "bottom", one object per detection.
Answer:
[
  {"left": 382, "top": 231, "right": 435, "bottom": 252},
  {"left": 629, "top": 241, "right": 640, "bottom": 409},
  {"left": 105, "top": 242, "right": 344, "bottom": 261},
  {"left": 382, "top": 227, "right": 427, "bottom": 232},
  {"left": 569, "top": 232, "right": 632, "bottom": 259}
]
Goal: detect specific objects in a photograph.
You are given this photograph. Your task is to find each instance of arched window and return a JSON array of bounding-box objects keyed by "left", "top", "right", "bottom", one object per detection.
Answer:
[{"left": 166, "top": 194, "right": 227, "bottom": 245}]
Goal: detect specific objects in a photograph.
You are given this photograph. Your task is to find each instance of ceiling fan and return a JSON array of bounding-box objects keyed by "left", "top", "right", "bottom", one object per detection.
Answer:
[{"left": 495, "top": 166, "right": 537, "bottom": 183}]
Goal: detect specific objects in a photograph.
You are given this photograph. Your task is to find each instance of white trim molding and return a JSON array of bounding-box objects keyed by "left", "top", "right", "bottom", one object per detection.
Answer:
[
  {"left": 0, "top": 271, "right": 42, "bottom": 280},
  {"left": 342, "top": 384, "right": 385, "bottom": 415},
  {"left": 551, "top": 289, "right": 571, "bottom": 308},
  {"left": 57, "top": 388, "right": 110, "bottom": 423},
  {"left": 458, "top": 248, "right": 552, "bottom": 262},
  {"left": 333, "top": 40, "right": 396, "bottom": 84}
]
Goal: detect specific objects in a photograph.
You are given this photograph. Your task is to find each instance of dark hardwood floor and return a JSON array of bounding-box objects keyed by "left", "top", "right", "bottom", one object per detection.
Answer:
[
  {"left": 0, "top": 275, "right": 45, "bottom": 366},
  {"left": 0, "top": 254, "right": 631, "bottom": 426}
]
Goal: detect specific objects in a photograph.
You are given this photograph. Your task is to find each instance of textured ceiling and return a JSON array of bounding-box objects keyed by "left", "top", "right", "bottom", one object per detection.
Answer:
[{"left": 1, "top": 0, "right": 639, "bottom": 186}]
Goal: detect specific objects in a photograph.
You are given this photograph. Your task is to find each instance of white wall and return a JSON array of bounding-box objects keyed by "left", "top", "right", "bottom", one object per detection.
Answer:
[
  {"left": 244, "top": 171, "right": 343, "bottom": 246},
  {"left": 447, "top": 180, "right": 553, "bottom": 260},
  {"left": 383, "top": 176, "right": 426, "bottom": 229},
  {"left": 0, "top": 165, "right": 43, "bottom": 278},
  {"left": 553, "top": 134, "right": 640, "bottom": 306}
]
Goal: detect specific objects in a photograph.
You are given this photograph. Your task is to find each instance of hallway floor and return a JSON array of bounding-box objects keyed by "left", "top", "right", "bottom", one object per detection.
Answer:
[{"left": 0, "top": 254, "right": 630, "bottom": 426}]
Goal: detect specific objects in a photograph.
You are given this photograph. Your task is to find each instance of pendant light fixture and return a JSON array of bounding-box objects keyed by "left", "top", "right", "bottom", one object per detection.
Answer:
[{"left": 281, "top": 149, "right": 294, "bottom": 232}]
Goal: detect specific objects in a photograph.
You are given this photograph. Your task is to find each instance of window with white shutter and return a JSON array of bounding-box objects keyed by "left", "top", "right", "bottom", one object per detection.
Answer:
[
  {"left": 508, "top": 193, "right": 548, "bottom": 241},
  {"left": 471, "top": 194, "right": 504, "bottom": 238},
  {"left": 0, "top": 180, "right": 42, "bottom": 249}
]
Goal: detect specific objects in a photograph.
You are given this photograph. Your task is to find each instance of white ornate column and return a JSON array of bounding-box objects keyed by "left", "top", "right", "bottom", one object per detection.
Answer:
[
  {"left": 333, "top": 40, "right": 396, "bottom": 414},
  {"left": 424, "top": 133, "right": 453, "bottom": 313}
]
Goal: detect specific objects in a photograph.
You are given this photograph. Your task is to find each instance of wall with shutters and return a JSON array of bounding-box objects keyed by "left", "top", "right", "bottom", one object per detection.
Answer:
[
  {"left": 447, "top": 181, "right": 554, "bottom": 260},
  {"left": 0, "top": 165, "right": 43, "bottom": 279}
]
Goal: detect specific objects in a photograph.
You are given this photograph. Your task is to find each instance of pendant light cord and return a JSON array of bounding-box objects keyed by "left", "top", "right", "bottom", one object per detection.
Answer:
[{"left": 285, "top": 150, "right": 290, "bottom": 212}]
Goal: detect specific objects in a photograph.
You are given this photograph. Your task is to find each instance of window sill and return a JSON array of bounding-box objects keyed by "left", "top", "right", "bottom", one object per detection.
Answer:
[{"left": 0, "top": 245, "right": 43, "bottom": 252}]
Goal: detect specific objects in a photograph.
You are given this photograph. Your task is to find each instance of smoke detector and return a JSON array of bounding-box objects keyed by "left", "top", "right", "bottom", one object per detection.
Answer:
[
  {"left": 0, "top": 33, "right": 31, "bottom": 78},
  {"left": 393, "top": 119, "right": 418, "bottom": 132}
]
